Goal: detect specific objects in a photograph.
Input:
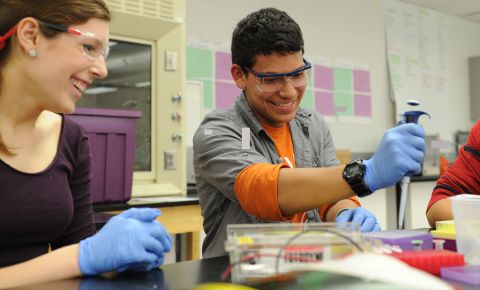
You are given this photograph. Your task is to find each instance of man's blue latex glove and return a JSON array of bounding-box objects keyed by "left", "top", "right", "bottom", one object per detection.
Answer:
[
  {"left": 78, "top": 208, "right": 172, "bottom": 275},
  {"left": 335, "top": 207, "right": 381, "bottom": 232},
  {"left": 364, "top": 123, "right": 425, "bottom": 192}
]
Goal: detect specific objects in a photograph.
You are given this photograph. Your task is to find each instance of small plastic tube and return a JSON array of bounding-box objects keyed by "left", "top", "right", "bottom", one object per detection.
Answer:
[
  {"left": 433, "top": 239, "right": 445, "bottom": 251},
  {"left": 411, "top": 239, "right": 423, "bottom": 251}
]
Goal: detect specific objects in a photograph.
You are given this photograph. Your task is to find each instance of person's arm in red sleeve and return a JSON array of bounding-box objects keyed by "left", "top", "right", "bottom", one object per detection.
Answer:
[{"left": 427, "top": 121, "right": 480, "bottom": 227}]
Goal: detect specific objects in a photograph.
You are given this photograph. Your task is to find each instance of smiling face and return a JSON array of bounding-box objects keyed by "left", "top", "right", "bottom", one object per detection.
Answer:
[
  {"left": 23, "top": 17, "right": 109, "bottom": 114},
  {"left": 232, "top": 51, "right": 306, "bottom": 128}
]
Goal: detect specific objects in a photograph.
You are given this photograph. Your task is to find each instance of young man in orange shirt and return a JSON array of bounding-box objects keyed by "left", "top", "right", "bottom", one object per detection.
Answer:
[{"left": 193, "top": 8, "right": 425, "bottom": 258}]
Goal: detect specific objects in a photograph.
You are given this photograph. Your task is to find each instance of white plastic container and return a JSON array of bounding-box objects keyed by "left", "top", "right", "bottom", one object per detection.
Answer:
[
  {"left": 451, "top": 194, "right": 480, "bottom": 265},
  {"left": 225, "top": 222, "right": 362, "bottom": 282}
]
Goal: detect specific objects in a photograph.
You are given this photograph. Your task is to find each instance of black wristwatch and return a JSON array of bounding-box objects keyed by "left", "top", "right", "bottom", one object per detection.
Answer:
[{"left": 342, "top": 160, "right": 372, "bottom": 197}]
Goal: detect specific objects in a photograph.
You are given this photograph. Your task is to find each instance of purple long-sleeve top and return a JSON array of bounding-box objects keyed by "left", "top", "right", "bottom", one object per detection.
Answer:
[{"left": 0, "top": 116, "right": 95, "bottom": 267}]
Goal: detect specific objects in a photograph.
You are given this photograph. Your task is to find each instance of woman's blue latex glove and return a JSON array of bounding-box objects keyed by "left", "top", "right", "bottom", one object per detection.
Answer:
[
  {"left": 78, "top": 208, "right": 172, "bottom": 275},
  {"left": 335, "top": 207, "right": 381, "bottom": 232},
  {"left": 364, "top": 123, "right": 425, "bottom": 192}
]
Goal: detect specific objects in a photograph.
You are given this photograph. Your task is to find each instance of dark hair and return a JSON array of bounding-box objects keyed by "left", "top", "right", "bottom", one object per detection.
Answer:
[
  {"left": 231, "top": 7, "right": 304, "bottom": 72},
  {"left": 0, "top": 0, "right": 110, "bottom": 65},
  {"left": 0, "top": 0, "right": 110, "bottom": 154}
]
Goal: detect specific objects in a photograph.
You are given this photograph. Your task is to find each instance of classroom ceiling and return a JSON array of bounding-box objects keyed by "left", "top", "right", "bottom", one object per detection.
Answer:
[{"left": 402, "top": 0, "right": 480, "bottom": 23}]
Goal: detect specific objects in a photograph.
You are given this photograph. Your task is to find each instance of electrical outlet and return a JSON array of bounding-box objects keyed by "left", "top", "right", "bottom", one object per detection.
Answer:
[{"left": 164, "top": 150, "right": 177, "bottom": 170}]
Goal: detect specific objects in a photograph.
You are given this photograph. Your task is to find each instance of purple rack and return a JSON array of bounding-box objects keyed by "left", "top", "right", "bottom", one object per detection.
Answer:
[
  {"left": 441, "top": 265, "right": 480, "bottom": 285},
  {"left": 364, "top": 230, "right": 433, "bottom": 251},
  {"left": 66, "top": 108, "right": 141, "bottom": 204}
]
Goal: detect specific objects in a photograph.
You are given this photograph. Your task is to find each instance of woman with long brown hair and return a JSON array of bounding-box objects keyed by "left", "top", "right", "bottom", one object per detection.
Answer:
[{"left": 0, "top": 1, "right": 171, "bottom": 288}]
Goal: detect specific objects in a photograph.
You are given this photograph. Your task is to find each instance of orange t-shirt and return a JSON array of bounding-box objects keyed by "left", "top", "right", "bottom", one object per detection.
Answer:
[{"left": 234, "top": 122, "right": 360, "bottom": 222}]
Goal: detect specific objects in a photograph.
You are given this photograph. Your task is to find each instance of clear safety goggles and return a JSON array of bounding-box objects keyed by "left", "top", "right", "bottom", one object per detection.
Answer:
[
  {"left": 40, "top": 21, "right": 109, "bottom": 60},
  {"left": 0, "top": 20, "right": 109, "bottom": 61},
  {"left": 245, "top": 58, "right": 311, "bottom": 93}
]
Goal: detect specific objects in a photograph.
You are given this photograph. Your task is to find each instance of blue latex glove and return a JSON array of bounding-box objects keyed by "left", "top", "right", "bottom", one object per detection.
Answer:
[
  {"left": 364, "top": 123, "right": 425, "bottom": 192},
  {"left": 79, "top": 208, "right": 172, "bottom": 275},
  {"left": 335, "top": 207, "right": 381, "bottom": 232}
]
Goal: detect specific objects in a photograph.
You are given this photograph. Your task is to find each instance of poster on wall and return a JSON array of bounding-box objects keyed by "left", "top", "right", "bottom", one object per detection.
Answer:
[
  {"left": 187, "top": 37, "right": 239, "bottom": 110},
  {"left": 312, "top": 58, "right": 372, "bottom": 123},
  {"left": 384, "top": 0, "right": 450, "bottom": 137},
  {"left": 187, "top": 37, "right": 372, "bottom": 123}
]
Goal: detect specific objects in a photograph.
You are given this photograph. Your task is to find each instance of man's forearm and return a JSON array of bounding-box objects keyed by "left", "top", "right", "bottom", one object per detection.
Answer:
[
  {"left": 277, "top": 165, "right": 355, "bottom": 215},
  {"left": 324, "top": 199, "right": 360, "bottom": 222}
]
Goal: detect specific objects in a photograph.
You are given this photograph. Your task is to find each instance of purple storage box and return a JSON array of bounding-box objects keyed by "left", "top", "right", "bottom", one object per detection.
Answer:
[
  {"left": 66, "top": 108, "right": 141, "bottom": 204},
  {"left": 364, "top": 230, "right": 433, "bottom": 251}
]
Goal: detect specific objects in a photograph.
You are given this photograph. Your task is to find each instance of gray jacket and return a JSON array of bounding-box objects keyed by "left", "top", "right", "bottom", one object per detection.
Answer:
[{"left": 193, "top": 92, "right": 339, "bottom": 258}]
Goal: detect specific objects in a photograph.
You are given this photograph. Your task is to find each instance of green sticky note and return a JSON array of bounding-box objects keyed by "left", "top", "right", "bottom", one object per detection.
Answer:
[
  {"left": 202, "top": 80, "right": 214, "bottom": 109},
  {"left": 301, "top": 87, "right": 314, "bottom": 110},
  {"left": 334, "top": 67, "right": 353, "bottom": 91},
  {"left": 187, "top": 47, "right": 213, "bottom": 79},
  {"left": 334, "top": 91, "right": 353, "bottom": 116}
]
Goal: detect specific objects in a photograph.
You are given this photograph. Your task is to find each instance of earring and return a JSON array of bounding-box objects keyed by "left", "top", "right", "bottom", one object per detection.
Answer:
[{"left": 28, "top": 49, "right": 38, "bottom": 58}]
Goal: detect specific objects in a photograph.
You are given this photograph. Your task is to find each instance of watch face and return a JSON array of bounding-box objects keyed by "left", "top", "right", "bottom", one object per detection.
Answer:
[
  {"left": 344, "top": 161, "right": 371, "bottom": 197},
  {"left": 346, "top": 164, "right": 362, "bottom": 177}
]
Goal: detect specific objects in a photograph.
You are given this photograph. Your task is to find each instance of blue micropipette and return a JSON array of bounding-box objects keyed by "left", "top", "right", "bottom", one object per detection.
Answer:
[{"left": 398, "top": 103, "right": 430, "bottom": 229}]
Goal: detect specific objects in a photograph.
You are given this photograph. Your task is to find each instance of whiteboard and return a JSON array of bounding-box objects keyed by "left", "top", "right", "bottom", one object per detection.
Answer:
[{"left": 385, "top": 0, "right": 451, "bottom": 139}]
